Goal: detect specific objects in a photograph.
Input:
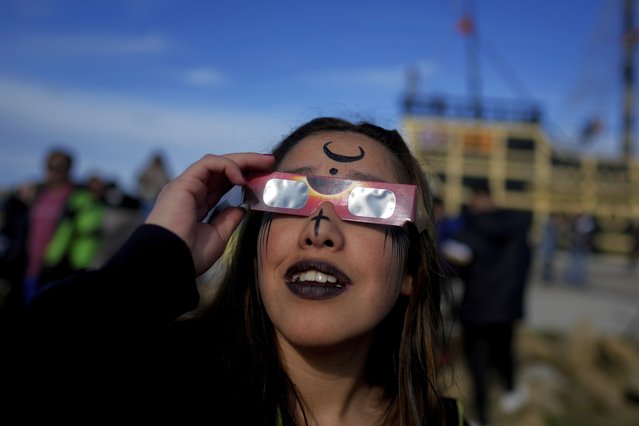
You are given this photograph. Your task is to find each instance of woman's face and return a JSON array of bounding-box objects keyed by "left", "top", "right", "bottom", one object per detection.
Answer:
[{"left": 257, "top": 131, "right": 412, "bottom": 352}]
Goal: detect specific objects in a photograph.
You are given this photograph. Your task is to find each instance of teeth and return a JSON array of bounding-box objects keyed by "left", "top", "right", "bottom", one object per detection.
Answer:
[{"left": 291, "top": 269, "right": 340, "bottom": 285}]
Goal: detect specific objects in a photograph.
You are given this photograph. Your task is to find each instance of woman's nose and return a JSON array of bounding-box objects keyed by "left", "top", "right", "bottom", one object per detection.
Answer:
[{"left": 298, "top": 202, "right": 345, "bottom": 250}]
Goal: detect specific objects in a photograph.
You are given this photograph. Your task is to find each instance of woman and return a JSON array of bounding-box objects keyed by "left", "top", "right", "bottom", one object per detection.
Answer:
[{"left": 25, "top": 118, "right": 463, "bottom": 425}]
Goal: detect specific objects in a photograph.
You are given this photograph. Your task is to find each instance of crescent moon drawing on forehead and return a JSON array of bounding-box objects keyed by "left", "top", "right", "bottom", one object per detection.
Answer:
[{"left": 323, "top": 142, "right": 366, "bottom": 162}]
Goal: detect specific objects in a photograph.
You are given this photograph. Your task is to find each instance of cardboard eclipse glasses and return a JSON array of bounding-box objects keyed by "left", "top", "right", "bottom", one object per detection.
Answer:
[{"left": 243, "top": 171, "right": 418, "bottom": 227}]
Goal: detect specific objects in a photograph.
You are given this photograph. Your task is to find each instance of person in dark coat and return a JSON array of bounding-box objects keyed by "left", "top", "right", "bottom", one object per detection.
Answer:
[
  {"left": 0, "top": 184, "right": 34, "bottom": 332},
  {"left": 453, "top": 185, "right": 531, "bottom": 426}
]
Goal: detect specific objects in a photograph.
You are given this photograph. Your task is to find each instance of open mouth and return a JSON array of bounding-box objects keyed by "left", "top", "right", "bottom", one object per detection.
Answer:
[{"left": 285, "top": 261, "right": 351, "bottom": 300}]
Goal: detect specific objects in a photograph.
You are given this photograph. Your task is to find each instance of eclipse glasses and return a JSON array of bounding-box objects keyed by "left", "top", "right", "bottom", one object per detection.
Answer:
[{"left": 243, "top": 171, "right": 418, "bottom": 228}]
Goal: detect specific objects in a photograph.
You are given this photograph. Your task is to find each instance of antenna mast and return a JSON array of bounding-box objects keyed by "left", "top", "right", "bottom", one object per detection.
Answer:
[
  {"left": 458, "top": 0, "right": 482, "bottom": 117},
  {"left": 622, "top": 0, "right": 636, "bottom": 159}
]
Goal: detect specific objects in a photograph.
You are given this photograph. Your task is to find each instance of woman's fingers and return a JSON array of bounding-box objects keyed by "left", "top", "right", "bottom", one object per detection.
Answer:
[
  {"left": 196, "top": 152, "right": 273, "bottom": 220},
  {"left": 184, "top": 153, "right": 274, "bottom": 187},
  {"left": 145, "top": 152, "right": 274, "bottom": 275},
  {"left": 194, "top": 206, "right": 246, "bottom": 275},
  {"left": 150, "top": 153, "right": 272, "bottom": 218}
]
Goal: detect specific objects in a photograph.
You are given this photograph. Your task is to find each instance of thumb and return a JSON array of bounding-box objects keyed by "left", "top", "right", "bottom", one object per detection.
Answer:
[{"left": 195, "top": 206, "right": 247, "bottom": 274}]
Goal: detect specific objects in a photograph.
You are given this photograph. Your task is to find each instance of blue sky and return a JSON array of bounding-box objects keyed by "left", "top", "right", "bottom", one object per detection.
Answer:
[{"left": 0, "top": 0, "right": 629, "bottom": 192}]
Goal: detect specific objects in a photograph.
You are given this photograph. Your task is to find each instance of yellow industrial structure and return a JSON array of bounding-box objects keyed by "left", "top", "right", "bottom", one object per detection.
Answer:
[{"left": 402, "top": 97, "right": 639, "bottom": 254}]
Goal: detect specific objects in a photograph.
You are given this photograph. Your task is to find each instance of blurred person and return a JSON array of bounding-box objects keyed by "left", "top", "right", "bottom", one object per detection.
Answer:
[
  {"left": 451, "top": 185, "right": 531, "bottom": 426},
  {"left": 136, "top": 151, "right": 171, "bottom": 218},
  {"left": 434, "top": 196, "right": 465, "bottom": 247},
  {"left": 627, "top": 220, "right": 639, "bottom": 273},
  {"left": 89, "top": 177, "right": 142, "bottom": 267},
  {"left": 433, "top": 196, "right": 468, "bottom": 325},
  {"left": 37, "top": 175, "right": 106, "bottom": 287},
  {"left": 564, "top": 212, "right": 595, "bottom": 286},
  {"left": 539, "top": 212, "right": 560, "bottom": 283},
  {"left": 23, "top": 117, "right": 467, "bottom": 425},
  {"left": 0, "top": 183, "right": 36, "bottom": 330},
  {"left": 434, "top": 197, "right": 472, "bottom": 267},
  {"left": 23, "top": 150, "right": 75, "bottom": 303}
]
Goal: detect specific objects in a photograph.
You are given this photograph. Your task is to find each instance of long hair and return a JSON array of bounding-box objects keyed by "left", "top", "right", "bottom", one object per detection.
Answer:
[{"left": 205, "top": 117, "right": 449, "bottom": 425}]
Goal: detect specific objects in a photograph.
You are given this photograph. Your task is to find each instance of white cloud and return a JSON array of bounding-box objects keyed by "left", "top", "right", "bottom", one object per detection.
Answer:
[
  {"left": 182, "top": 68, "right": 226, "bottom": 87},
  {"left": 301, "top": 62, "right": 437, "bottom": 91},
  {"left": 0, "top": 77, "right": 286, "bottom": 147},
  {"left": 8, "top": 33, "right": 172, "bottom": 55},
  {"left": 0, "top": 76, "right": 292, "bottom": 190}
]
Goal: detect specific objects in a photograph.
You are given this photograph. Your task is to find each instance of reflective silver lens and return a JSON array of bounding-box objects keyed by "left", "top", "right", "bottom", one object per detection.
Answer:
[
  {"left": 263, "top": 178, "right": 309, "bottom": 209},
  {"left": 348, "top": 188, "right": 396, "bottom": 219}
]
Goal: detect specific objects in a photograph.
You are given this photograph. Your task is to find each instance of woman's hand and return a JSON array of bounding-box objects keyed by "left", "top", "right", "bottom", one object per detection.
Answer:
[{"left": 145, "top": 153, "right": 274, "bottom": 276}]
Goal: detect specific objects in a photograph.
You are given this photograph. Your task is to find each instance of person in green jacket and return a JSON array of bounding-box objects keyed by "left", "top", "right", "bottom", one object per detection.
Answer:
[{"left": 40, "top": 187, "right": 105, "bottom": 283}]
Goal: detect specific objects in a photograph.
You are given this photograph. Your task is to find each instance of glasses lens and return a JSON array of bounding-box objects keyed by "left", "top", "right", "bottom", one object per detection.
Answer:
[
  {"left": 348, "top": 187, "right": 396, "bottom": 219},
  {"left": 263, "top": 178, "right": 309, "bottom": 209}
]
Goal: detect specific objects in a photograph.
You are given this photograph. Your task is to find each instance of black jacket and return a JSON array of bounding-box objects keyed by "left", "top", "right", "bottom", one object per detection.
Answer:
[{"left": 455, "top": 209, "right": 532, "bottom": 324}]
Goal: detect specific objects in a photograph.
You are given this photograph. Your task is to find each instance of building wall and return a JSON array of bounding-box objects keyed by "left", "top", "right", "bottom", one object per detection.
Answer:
[{"left": 403, "top": 116, "right": 639, "bottom": 253}]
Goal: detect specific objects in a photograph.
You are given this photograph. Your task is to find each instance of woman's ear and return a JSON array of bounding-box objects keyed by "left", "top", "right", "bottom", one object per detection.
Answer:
[{"left": 400, "top": 274, "right": 413, "bottom": 296}]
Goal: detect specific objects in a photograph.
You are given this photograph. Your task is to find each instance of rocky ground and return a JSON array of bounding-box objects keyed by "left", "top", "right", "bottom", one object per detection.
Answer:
[
  {"left": 442, "top": 252, "right": 639, "bottom": 426},
  {"left": 441, "top": 324, "right": 639, "bottom": 426}
]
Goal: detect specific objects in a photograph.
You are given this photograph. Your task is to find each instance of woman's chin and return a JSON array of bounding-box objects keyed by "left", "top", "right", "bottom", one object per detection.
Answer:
[{"left": 276, "top": 326, "right": 374, "bottom": 354}]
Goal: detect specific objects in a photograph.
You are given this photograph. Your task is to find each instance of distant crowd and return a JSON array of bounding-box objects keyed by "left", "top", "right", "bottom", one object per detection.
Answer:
[{"left": 0, "top": 148, "right": 171, "bottom": 330}]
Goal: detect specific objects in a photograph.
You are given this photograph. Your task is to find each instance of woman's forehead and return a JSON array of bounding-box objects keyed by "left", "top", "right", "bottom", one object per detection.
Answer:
[{"left": 278, "top": 131, "right": 400, "bottom": 181}]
